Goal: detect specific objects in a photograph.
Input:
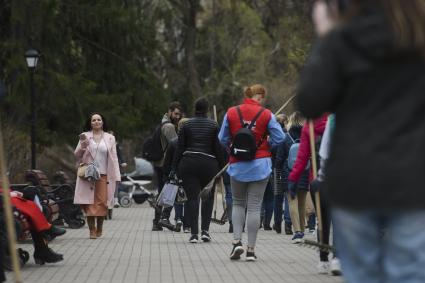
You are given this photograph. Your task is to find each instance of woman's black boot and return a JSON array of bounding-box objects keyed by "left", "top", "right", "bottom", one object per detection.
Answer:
[
  {"left": 31, "top": 231, "right": 63, "bottom": 265},
  {"left": 34, "top": 248, "right": 64, "bottom": 265}
]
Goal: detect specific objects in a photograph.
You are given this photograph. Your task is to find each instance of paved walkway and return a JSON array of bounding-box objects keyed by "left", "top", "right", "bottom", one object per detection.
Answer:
[{"left": 6, "top": 202, "right": 345, "bottom": 283}]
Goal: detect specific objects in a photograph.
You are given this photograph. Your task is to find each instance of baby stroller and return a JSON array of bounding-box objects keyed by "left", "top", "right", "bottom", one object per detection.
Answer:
[{"left": 118, "top": 157, "right": 156, "bottom": 208}]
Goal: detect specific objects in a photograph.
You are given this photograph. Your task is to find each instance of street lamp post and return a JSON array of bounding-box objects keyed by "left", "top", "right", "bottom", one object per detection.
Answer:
[{"left": 25, "top": 49, "right": 40, "bottom": 169}]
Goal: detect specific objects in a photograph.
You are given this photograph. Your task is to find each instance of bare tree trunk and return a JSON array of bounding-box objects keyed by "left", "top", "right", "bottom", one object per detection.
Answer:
[{"left": 184, "top": 0, "right": 201, "bottom": 105}]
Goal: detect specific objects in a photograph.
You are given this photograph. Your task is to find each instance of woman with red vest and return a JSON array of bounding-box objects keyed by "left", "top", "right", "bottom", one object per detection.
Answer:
[{"left": 219, "top": 84, "right": 285, "bottom": 261}]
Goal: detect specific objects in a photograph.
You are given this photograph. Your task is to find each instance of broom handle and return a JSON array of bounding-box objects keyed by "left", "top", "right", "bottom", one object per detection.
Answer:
[
  {"left": 220, "top": 177, "right": 226, "bottom": 211},
  {"left": 213, "top": 105, "right": 227, "bottom": 214},
  {"left": 309, "top": 120, "right": 324, "bottom": 244},
  {"left": 212, "top": 105, "right": 219, "bottom": 216},
  {"left": 0, "top": 125, "right": 23, "bottom": 283},
  {"left": 275, "top": 95, "right": 295, "bottom": 116}
]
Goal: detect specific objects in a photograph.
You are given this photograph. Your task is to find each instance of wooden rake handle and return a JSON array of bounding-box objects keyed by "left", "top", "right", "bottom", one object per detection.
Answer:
[
  {"left": 308, "top": 120, "right": 324, "bottom": 245},
  {"left": 0, "top": 124, "right": 23, "bottom": 283}
]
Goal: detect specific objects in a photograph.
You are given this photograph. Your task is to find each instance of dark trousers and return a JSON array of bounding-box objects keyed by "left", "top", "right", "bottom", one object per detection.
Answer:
[
  {"left": 274, "top": 193, "right": 284, "bottom": 225},
  {"left": 261, "top": 179, "right": 274, "bottom": 226},
  {"left": 310, "top": 190, "right": 333, "bottom": 261},
  {"left": 154, "top": 166, "right": 172, "bottom": 221},
  {"left": 178, "top": 154, "right": 219, "bottom": 235}
]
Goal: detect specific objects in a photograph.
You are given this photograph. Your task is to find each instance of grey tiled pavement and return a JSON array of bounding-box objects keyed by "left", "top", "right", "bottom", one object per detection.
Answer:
[{"left": 6, "top": 202, "right": 345, "bottom": 283}]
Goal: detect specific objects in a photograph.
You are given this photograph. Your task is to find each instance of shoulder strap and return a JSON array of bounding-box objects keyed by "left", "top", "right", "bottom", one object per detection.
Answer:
[
  {"left": 287, "top": 132, "right": 295, "bottom": 143},
  {"left": 248, "top": 107, "right": 266, "bottom": 129},
  {"left": 160, "top": 121, "right": 173, "bottom": 153},
  {"left": 235, "top": 106, "right": 245, "bottom": 127}
]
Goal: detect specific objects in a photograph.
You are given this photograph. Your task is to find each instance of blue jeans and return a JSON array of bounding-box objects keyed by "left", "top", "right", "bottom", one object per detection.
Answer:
[
  {"left": 283, "top": 193, "right": 291, "bottom": 224},
  {"left": 174, "top": 203, "right": 183, "bottom": 221},
  {"left": 273, "top": 193, "right": 291, "bottom": 225},
  {"left": 332, "top": 208, "right": 425, "bottom": 283}
]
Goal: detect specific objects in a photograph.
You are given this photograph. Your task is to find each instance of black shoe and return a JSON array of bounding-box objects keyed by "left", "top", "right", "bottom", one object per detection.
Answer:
[
  {"left": 43, "top": 225, "right": 66, "bottom": 241},
  {"left": 273, "top": 223, "right": 282, "bottom": 234},
  {"left": 263, "top": 224, "right": 272, "bottom": 231},
  {"left": 159, "top": 219, "right": 176, "bottom": 231},
  {"left": 246, "top": 251, "right": 257, "bottom": 261},
  {"left": 34, "top": 248, "right": 63, "bottom": 265},
  {"left": 189, "top": 234, "right": 198, "bottom": 243},
  {"left": 230, "top": 241, "right": 244, "bottom": 260},
  {"left": 201, "top": 231, "right": 211, "bottom": 242},
  {"left": 152, "top": 220, "right": 163, "bottom": 231},
  {"left": 285, "top": 222, "right": 293, "bottom": 235},
  {"left": 228, "top": 223, "right": 233, "bottom": 233}
]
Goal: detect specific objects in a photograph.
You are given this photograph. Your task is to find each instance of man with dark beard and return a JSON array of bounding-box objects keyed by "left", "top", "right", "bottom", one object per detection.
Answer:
[{"left": 152, "top": 101, "right": 183, "bottom": 231}]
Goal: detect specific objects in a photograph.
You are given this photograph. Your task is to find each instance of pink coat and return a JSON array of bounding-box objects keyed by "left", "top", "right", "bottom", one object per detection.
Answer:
[{"left": 73, "top": 131, "right": 121, "bottom": 206}]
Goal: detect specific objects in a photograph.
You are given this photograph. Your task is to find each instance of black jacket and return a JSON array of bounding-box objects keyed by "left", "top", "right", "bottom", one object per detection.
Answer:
[
  {"left": 173, "top": 115, "right": 225, "bottom": 171},
  {"left": 275, "top": 126, "right": 309, "bottom": 191},
  {"left": 297, "top": 9, "right": 425, "bottom": 209}
]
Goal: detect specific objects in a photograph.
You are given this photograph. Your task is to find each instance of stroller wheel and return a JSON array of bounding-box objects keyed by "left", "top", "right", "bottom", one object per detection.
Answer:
[{"left": 120, "top": 195, "right": 131, "bottom": 208}]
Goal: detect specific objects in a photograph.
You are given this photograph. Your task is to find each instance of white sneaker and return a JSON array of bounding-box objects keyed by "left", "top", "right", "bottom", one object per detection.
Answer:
[
  {"left": 114, "top": 197, "right": 120, "bottom": 208},
  {"left": 330, "top": 257, "right": 342, "bottom": 276},
  {"left": 317, "top": 261, "right": 330, "bottom": 274}
]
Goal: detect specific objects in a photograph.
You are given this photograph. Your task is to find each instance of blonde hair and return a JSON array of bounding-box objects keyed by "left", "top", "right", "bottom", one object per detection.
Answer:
[
  {"left": 244, "top": 84, "right": 267, "bottom": 98},
  {"left": 286, "top": 111, "right": 305, "bottom": 130},
  {"left": 178, "top": 117, "right": 190, "bottom": 130}
]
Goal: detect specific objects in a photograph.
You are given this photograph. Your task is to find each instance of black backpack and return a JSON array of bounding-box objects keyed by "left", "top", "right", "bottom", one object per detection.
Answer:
[
  {"left": 142, "top": 121, "right": 171, "bottom": 162},
  {"left": 230, "top": 106, "right": 266, "bottom": 161}
]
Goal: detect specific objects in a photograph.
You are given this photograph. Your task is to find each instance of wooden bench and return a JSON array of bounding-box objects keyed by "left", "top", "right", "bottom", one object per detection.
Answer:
[
  {"left": 24, "top": 170, "right": 63, "bottom": 223},
  {"left": 25, "top": 169, "right": 85, "bottom": 228}
]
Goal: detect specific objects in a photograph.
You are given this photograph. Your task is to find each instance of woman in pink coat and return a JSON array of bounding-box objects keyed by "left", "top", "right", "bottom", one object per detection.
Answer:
[{"left": 74, "top": 113, "right": 121, "bottom": 239}]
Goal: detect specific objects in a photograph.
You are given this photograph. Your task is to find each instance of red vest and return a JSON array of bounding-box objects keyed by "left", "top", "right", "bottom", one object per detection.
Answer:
[{"left": 227, "top": 98, "right": 272, "bottom": 163}]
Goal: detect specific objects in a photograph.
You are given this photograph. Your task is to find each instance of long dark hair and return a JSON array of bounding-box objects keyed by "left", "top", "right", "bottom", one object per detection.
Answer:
[{"left": 83, "top": 112, "right": 109, "bottom": 132}]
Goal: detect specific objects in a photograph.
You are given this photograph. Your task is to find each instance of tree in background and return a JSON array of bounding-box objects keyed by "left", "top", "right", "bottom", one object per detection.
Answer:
[{"left": 0, "top": 0, "right": 313, "bottom": 179}]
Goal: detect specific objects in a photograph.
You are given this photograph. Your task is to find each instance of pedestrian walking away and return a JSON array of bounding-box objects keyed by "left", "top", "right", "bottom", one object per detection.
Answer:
[
  {"left": 219, "top": 84, "right": 285, "bottom": 261},
  {"left": 171, "top": 97, "right": 225, "bottom": 243}
]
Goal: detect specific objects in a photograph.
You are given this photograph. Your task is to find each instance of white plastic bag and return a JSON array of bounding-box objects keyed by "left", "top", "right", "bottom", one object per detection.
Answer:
[{"left": 157, "top": 183, "right": 178, "bottom": 207}]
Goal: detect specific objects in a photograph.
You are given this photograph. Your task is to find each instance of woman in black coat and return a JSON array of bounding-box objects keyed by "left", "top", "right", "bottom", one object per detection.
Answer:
[
  {"left": 297, "top": 1, "right": 425, "bottom": 282},
  {"left": 171, "top": 97, "right": 225, "bottom": 243}
]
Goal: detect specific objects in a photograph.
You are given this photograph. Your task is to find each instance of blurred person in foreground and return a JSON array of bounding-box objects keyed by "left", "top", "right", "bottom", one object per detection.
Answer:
[{"left": 297, "top": 1, "right": 425, "bottom": 282}]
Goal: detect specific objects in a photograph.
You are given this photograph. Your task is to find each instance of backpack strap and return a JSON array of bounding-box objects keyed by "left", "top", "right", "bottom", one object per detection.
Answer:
[
  {"left": 160, "top": 121, "right": 173, "bottom": 152},
  {"left": 235, "top": 106, "right": 245, "bottom": 127},
  {"left": 287, "top": 132, "right": 295, "bottom": 143},
  {"left": 235, "top": 106, "right": 265, "bottom": 129},
  {"left": 248, "top": 107, "right": 266, "bottom": 129},
  {"left": 235, "top": 106, "right": 268, "bottom": 149}
]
